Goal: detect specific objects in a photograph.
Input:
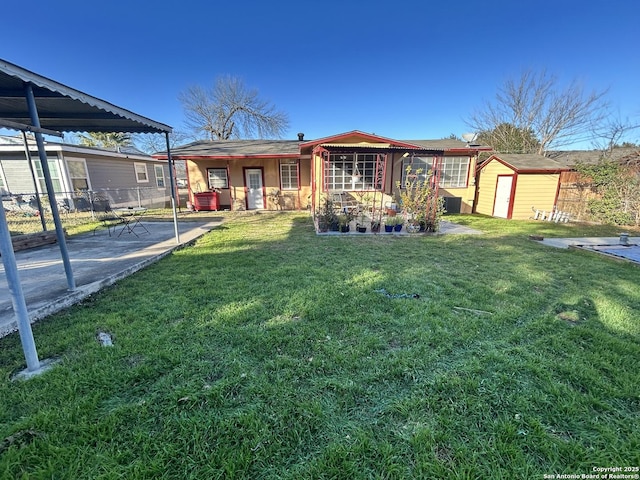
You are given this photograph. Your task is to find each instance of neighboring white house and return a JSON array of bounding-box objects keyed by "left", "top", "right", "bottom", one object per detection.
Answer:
[{"left": 0, "top": 135, "right": 171, "bottom": 210}]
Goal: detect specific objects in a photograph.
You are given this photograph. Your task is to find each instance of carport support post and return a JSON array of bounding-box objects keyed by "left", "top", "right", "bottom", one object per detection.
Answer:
[
  {"left": 165, "top": 132, "right": 180, "bottom": 244},
  {"left": 24, "top": 83, "right": 75, "bottom": 290},
  {"left": 0, "top": 203, "right": 40, "bottom": 371}
]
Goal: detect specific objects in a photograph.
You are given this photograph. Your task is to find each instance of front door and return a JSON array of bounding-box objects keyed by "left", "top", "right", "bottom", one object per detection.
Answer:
[
  {"left": 245, "top": 168, "right": 264, "bottom": 210},
  {"left": 493, "top": 175, "right": 513, "bottom": 218}
]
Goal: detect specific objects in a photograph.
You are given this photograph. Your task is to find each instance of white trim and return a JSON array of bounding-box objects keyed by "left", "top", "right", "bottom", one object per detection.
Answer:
[
  {"left": 154, "top": 164, "right": 165, "bottom": 188},
  {"left": 134, "top": 162, "right": 149, "bottom": 183}
]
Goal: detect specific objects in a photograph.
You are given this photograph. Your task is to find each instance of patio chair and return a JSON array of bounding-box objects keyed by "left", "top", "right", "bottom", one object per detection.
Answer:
[{"left": 93, "top": 202, "right": 124, "bottom": 236}]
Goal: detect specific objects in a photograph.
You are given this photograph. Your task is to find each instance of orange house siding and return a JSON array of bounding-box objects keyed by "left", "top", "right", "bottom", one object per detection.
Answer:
[{"left": 187, "top": 158, "right": 309, "bottom": 210}]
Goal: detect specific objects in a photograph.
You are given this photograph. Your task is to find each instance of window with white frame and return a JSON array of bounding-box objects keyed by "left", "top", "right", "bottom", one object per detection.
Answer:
[
  {"left": 401, "top": 156, "right": 432, "bottom": 186},
  {"left": 400, "top": 156, "right": 470, "bottom": 188},
  {"left": 324, "top": 153, "right": 377, "bottom": 191},
  {"left": 67, "top": 159, "right": 89, "bottom": 191},
  {"left": 34, "top": 159, "right": 63, "bottom": 192},
  {"left": 280, "top": 162, "right": 298, "bottom": 190},
  {"left": 134, "top": 163, "right": 149, "bottom": 183},
  {"left": 207, "top": 168, "right": 228, "bottom": 189},
  {"left": 154, "top": 165, "right": 165, "bottom": 188},
  {"left": 439, "top": 157, "right": 470, "bottom": 188}
]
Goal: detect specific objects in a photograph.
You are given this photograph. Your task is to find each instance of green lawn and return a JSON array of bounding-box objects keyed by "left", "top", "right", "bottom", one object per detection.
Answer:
[{"left": 1, "top": 213, "right": 638, "bottom": 479}]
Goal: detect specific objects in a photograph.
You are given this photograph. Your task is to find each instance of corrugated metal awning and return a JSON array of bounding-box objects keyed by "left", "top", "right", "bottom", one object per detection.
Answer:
[{"left": 0, "top": 58, "right": 172, "bottom": 134}]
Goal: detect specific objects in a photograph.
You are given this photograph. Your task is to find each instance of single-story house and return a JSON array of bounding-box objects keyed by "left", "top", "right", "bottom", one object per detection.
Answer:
[
  {"left": 0, "top": 135, "right": 172, "bottom": 210},
  {"left": 474, "top": 153, "right": 569, "bottom": 219},
  {"left": 159, "top": 131, "right": 491, "bottom": 214}
]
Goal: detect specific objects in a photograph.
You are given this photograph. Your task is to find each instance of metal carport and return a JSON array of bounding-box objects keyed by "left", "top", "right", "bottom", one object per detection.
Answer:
[{"left": 0, "top": 58, "right": 177, "bottom": 375}]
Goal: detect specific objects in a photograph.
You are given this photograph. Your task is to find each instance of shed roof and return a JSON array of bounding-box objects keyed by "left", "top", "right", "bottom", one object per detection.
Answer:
[
  {"left": 0, "top": 58, "right": 171, "bottom": 134},
  {"left": 487, "top": 153, "right": 568, "bottom": 172}
]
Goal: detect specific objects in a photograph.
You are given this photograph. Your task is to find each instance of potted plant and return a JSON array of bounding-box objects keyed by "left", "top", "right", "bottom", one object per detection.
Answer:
[
  {"left": 384, "top": 216, "right": 396, "bottom": 233},
  {"left": 370, "top": 220, "right": 381, "bottom": 233},
  {"left": 337, "top": 212, "right": 352, "bottom": 233},
  {"left": 393, "top": 217, "right": 404, "bottom": 232},
  {"left": 315, "top": 196, "right": 338, "bottom": 233}
]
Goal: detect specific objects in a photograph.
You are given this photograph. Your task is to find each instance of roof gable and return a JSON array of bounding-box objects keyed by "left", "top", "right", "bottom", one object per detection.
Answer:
[{"left": 300, "top": 130, "right": 421, "bottom": 149}]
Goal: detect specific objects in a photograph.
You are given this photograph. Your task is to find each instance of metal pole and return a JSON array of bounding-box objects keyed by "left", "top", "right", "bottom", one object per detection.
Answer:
[
  {"left": 0, "top": 203, "right": 40, "bottom": 371},
  {"left": 24, "top": 83, "right": 75, "bottom": 290},
  {"left": 165, "top": 133, "right": 180, "bottom": 244},
  {"left": 20, "top": 131, "right": 47, "bottom": 231}
]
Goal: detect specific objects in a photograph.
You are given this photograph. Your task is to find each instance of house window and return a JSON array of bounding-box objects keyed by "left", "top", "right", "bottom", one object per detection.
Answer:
[
  {"left": 401, "top": 156, "right": 432, "bottom": 186},
  {"left": 207, "top": 168, "right": 229, "bottom": 189},
  {"left": 134, "top": 163, "right": 149, "bottom": 183},
  {"left": 324, "top": 153, "right": 378, "bottom": 191},
  {"left": 34, "top": 159, "right": 63, "bottom": 193},
  {"left": 67, "top": 159, "right": 89, "bottom": 191},
  {"left": 440, "top": 157, "right": 470, "bottom": 188},
  {"left": 154, "top": 165, "right": 165, "bottom": 188},
  {"left": 400, "top": 156, "right": 470, "bottom": 188},
  {"left": 280, "top": 162, "right": 298, "bottom": 190}
]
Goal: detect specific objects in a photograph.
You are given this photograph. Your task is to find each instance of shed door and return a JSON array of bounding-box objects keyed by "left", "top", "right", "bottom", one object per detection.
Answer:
[
  {"left": 493, "top": 175, "right": 513, "bottom": 218},
  {"left": 245, "top": 169, "right": 264, "bottom": 210}
]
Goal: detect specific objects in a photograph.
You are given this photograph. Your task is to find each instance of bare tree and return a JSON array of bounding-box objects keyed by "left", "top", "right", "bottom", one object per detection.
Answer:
[
  {"left": 179, "top": 76, "right": 289, "bottom": 140},
  {"left": 132, "top": 130, "right": 192, "bottom": 155},
  {"left": 468, "top": 70, "right": 610, "bottom": 155},
  {"left": 590, "top": 115, "right": 640, "bottom": 155}
]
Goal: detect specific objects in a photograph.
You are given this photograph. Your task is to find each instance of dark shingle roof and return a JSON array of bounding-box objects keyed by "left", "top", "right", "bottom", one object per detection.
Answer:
[
  {"left": 490, "top": 153, "right": 567, "bottom": 172},
  {"left": 164, "top": 136, "right": 492, "bottom": 158},
  {"left": 168, "top": 139, "right": 301, "bottom": 157}
]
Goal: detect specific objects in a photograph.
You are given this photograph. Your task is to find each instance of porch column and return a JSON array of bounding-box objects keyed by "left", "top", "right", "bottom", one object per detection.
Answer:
[{"left": 25, "top": 82, "right": 75, "bottom": 291}]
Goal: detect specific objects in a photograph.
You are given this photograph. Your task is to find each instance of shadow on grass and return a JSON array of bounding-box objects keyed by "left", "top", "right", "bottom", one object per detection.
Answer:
[{"left": 0, "top": 212, "right": 638, "bottom": 478}]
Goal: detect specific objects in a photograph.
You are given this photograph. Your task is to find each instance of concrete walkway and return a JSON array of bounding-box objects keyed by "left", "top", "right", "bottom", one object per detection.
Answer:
[
  {"left": 0, "top": 218, "right": 221, "bottom": 337},
  {"left": 537, "top": 235, "right": 640, "bottom": 265},
  {"left": 539, "top": 236, "right": 639, "bottom": 249}
]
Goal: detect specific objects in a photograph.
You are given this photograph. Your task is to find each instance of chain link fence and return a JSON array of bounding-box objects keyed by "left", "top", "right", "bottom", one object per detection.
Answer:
[{"left": 3, "top": 187, "right": 173, "bottom": 235}]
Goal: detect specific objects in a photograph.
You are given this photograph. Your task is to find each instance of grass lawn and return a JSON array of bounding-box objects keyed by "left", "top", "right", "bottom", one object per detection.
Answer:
[{"left": 1, "top": 212, "right": 638, "bottom": 479}]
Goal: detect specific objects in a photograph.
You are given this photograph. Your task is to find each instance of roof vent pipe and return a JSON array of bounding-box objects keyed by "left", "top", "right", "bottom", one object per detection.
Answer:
[{"left": 297, "top": 132, "right": 304, "bottom": 141}]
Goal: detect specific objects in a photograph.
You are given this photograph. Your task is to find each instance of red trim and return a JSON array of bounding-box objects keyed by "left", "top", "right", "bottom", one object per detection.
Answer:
[
  {"left": 492, "top": 174, "right": 516, "bottom": 219},
  {"left": 508, "top": 174, "right": 518, "bottom": 218},
  {"left": 300, "top": 130, "right": 423, "bottom": 150}
]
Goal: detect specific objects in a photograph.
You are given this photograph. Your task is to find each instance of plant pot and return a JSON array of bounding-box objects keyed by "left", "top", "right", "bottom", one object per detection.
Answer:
[
  {"left": 406, "top": 224, "right": 420, "bottom": 233},
  {"left": 394, "top": 224, "right": 403, "bottom": 232},
  {"left": 330, "top": 221, "right": 340, "bottom": 232},
  {"left": 384, "top": 225, "right": 393, "bottom": 233},
  {"left": 386, "top": 209, "right": 397, "bottom": 216},
  {"left": 356, "top": 226, "right": 367, "bottom": 233},
  {"left": 339, "top": 224, "right": 350, "bottom": 233},
  {"left": 371, "top": 223, "right": 381, "bottom": 233}
]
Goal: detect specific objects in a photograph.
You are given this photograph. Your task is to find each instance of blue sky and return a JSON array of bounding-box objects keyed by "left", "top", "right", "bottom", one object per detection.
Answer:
[{"left": 2, "top": 0, "right": 639, "bottom": 147}]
